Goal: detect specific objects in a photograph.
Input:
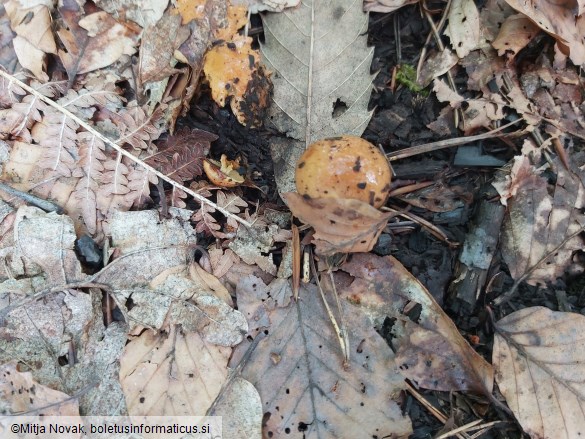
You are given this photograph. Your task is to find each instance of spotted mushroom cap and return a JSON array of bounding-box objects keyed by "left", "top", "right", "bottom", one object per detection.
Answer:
[{"left": 295, "top": 135, "right": 392, "bottom": 208}]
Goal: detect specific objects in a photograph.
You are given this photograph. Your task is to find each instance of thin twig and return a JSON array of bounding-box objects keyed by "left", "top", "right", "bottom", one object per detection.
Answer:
[
  {"left": 0, "top": 182, "right": 63, "bottom": 213},
  {"left": 383, "top": 205, "right": 458, "bottom": 247},
  {"left": 309, "top": 250, "right": 349, "bottom": 365},
  {"left": 416, "top": 0, "right": 452, "bottom": 79},
  {"left": 387, "top": 119, "right": 522, "bottom": 161},
  {"left": 404, "top": 381, "right": 470, "bottom": 439},
  {"left": 421, "top": 0, "right": 460, "bottom": 128},
  {"left": 493, "top": 224, "right": 585, "bottom": 305},
  {"left": 0, "top": 70, "right": 252, "bottom": 228}
]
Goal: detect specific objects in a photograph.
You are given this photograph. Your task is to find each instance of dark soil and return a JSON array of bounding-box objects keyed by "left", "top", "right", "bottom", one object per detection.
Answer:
[{"left": 183, "top": 6, "right": 585, "bottom": 438}]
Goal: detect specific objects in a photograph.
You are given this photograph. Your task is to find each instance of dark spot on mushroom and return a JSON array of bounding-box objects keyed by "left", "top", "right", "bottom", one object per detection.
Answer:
[
  {"left": 297, "top": 161, "right": 305, "bottom": 169},
  {"left": 140, "top": 397, "right": 145, "bottom": 403},
  {"left": 357, "top": 182, "right": 367, "bottom": 189},
  {"left": 369, "top": 191, "right": 375, "bottom": 205},
  {"left": 225, "top": 83, "right": 231, "bottom": 90},
  {"left": 227, "top": 42, "right": 236, "bottom": 50},
  {"left": 248, "top": 54, "right": 255, "bottom": 69},
  {"left": 353, "top": 157, "right": 361, "bottom": 172},
  {"left": 302, "top": 194, "right": 311, "bottom": 200}
]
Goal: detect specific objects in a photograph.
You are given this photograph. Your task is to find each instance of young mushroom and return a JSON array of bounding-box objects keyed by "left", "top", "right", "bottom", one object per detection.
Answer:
[{"left": 295, "top": 135, "right": 392, "bottom": 208}]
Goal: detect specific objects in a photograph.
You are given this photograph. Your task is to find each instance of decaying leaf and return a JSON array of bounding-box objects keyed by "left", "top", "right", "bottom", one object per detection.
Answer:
[
  {"left": 145, "top": 127, "right": 215, "bottom": 184},
  {"left": 341, "top": 253, "right": 494, "bottom": 395},
  {"left": 417, "top": 49, "right": 459, "bottom": 88},
  {"left": 493, "top": 307, "right": 585, "bottom": 439},
  {"left": 137, "top": 12, "right": 189, "bottom": 85},
  {"left": 364, "top": 0, "right": 419, "bottom": 13},
  {"left": 94, "top": 0, "right": 168, "bottom": 28},
  {"left": 117, "top": 264, "right": 247, "bottom": 345},
  {"left": 231, "top": 283, "right": 413, "bottom": 438},
  {"left": 120, "top": 325, "right": 231, "bottom": 415},
  {"left": 496, "top": 155, "right": 585, "bottom": 286},
  {"left": 492, "top": 14, "right": 540, "bottom": 59},
  {"left": 445, "top": 0, "right": 481, "bottom": 58},
  {"left": 503, "top": 0, "right": 585, "bottom": 65},
  {"left": 283, "top": 192, "right": 393, "bottom": 255},
  {"left": 9, "top": 206, "right": 85, "bottom": 285},
  {"left": 211, "top": 377, "right": 263, "bottom": 439},
  {"left": 228, "top": 223, "right": 278, "bottom": 275},
  {"left": 397, "top": 181, "right": 472, "bottom": 213},
  {"left": 261, "top": 0, "right": 375, "bottom": 195},
  {"left": 433, "top": 78, "right": 506, "bottom": 133},
  {"left": 0, "top": 362, "right": 79, "bottom": 415},
  {"left": 57, "top": 2, "right": 139, "bottom": 78},
  {"left": 5, "top": 1, "right": 56, "bottom": 81},
  {"left": 192, "top": 190, "right": 248, "bottom": 238},
  {"left": 232, "top": 0, "right": 300, "bottom": 13}
]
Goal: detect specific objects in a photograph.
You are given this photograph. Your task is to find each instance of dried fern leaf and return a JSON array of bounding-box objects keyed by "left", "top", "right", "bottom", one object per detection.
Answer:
[{"left": 145, "top": 127, "right": 216, "bottom": 183}]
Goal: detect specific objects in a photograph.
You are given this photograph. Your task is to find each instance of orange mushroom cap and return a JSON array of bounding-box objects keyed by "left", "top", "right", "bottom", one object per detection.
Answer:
[{"left": 295, "top": 136, "right": 392, "bottom": 208}]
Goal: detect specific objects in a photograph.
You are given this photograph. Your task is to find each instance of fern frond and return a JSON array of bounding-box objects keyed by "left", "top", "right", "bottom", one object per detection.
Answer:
[
  {"left": 0, "top": 70, "right": 252, "bottom": 230},
  {"left": 145, "top": 127, "right": 215, "bottom": 183}
]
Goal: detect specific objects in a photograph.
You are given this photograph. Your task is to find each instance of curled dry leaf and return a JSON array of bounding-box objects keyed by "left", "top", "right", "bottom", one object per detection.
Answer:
[
  {"left": 503, "top": 0, "right": 585, "bottom": 65},
  {"left": 493, "top": 307, "right": 585, "bottom": 439},
  {"left": 231, "top": 283, "right": 412, "bottom": 438},
  {"left": 341, "top": 253, "right": 494, "bottom": 395},
  {"left": 283, "top": 192, "right": 393, "bottom": 255},
  {"left": 120, "top": 325, "right": 231, "bottom": 416}
]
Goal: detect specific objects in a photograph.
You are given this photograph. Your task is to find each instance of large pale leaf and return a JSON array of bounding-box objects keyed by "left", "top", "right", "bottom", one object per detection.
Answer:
[
  {"left": 493, "top": 307, "right": 585, "bottom": 439},
  {"left": 341, "top": 253, "right": 494, "bottom": 395},
  {"left": 261, "top": 0, "right": 375, "bottom": 194},
  {"left": 231, "top": 284, "right": 412, "bottom": 438},
  {"left": 120, "top": 325, "right": 231, "bottom": 416}
]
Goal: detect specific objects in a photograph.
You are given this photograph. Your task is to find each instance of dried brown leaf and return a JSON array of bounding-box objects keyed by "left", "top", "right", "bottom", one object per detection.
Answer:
[
  {"left": 504, "top": 0, "right": 585, "bottom": 65},
  {"left": 497, "top": 155, "right": 585, "bottom": 285},
  {"left": 283, "top": 192, "right": 393, "bottom": 255},
  {"left": 493, "top": 307, "right": 585, "bottom": 439},
  {"left": 492, "top": 14, "right": 540, "bottom": 59},
  {"left": 341, "top": 253, "right": 494, "bottom": 395},
  {"left": 57, "top": 4, "right": 138, "bottom": 77},
  {"left": 209, "top": 247, "right": 240, "bottom": 279},
  {"left": 211, "top": 377, "right": 263, "bottom": 438},
  {"left": 445, "top": 0, "right": 481, "bottom": 58},
  {"left": 0, "top": 362, "right": 79, "bottom": 415},
  {"left": 231, "top": 283, "right": 413, "bottom": 438},
  {"left": 138, "top": 13, "right": 189, "bottom": 85},
  {"left": 120, "top": 325, "right": 231, "bottom": 415},
  {"left": 364, "top": 0, "right": 419, "bottom": 12}
]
